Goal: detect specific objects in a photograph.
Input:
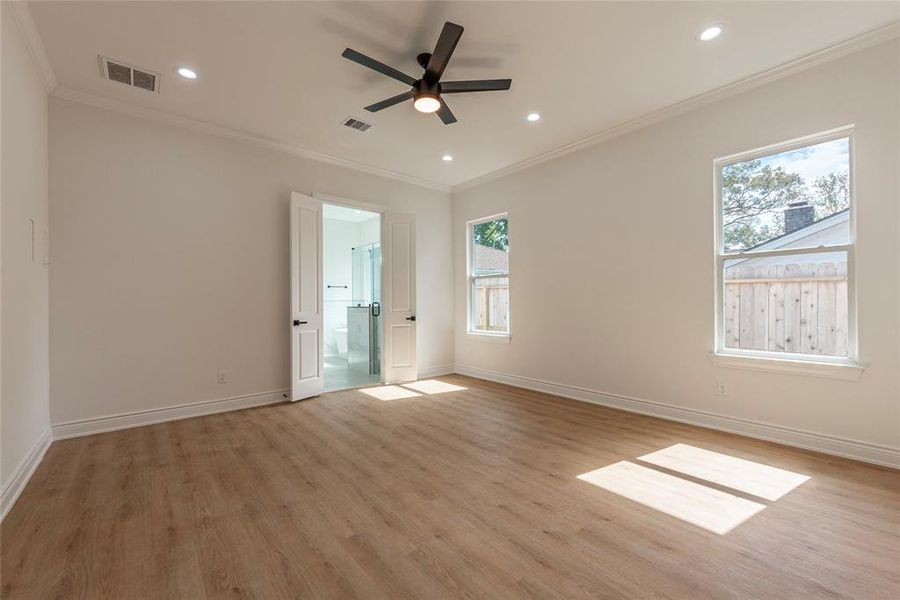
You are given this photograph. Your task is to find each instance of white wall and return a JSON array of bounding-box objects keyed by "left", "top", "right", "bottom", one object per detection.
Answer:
[
  {"left": 323, "top": 218, "right": 357, "bottom": 356},
  {"left": 49, "top": 99, "right": 453, "bottom": 425},
  {"left": 358, "top": 215, "right": 380, "bottom": 247},
  {"left": 1, "top": 4, "right": 51, "bottom": 497},
  {"left": 453, "top": 40, "right": 900, "bottom": 453}
]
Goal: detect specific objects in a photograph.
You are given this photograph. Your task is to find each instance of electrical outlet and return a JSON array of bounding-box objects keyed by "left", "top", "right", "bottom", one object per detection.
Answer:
[
  {"left": 716, "top": 381, "right": 727, "bottom": 396},
  {"left": 217, "top": 371, "right": 228, "bottom": 384}
]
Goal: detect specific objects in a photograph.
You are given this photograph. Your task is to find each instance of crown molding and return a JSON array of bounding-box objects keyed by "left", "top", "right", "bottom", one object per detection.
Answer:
[
  {"left": 50, "top": 87, "right": 452, "bottom": 193},
  {"left": 13, "top": 0, "right": 446, "bottom": 191},
  {"left": 5, "top": 0, "right": 57, "bottom": 92},
  {"left": 19, "top": 1, "right": 897, "bottom": 196},
  {"left": 452, "top": 21, "right": 900, "bottom": 193}
]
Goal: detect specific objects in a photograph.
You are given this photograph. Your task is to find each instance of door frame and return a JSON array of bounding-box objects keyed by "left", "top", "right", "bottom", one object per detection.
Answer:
[{"left": 313, "top": 192, "right": 388, "bottom": 386}]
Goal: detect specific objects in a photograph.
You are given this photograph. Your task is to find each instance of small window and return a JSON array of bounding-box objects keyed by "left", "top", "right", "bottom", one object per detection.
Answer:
[
  {"left": 468, "top": 215, "right": 509, "bottom": 335},
  {"left": 715, "top": 130, "right": 854, "bottom": 362}
]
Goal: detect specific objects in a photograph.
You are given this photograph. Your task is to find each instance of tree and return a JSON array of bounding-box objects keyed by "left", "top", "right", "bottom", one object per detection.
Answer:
[
  {"left": 810, "top": 171, "right": 849, "bottom": 217},
  {"left": 473, "top": 218, "right": 509, "bottom": 251},
  {"left": 721, "top": 160, "right": 806, "bottom": 250}
]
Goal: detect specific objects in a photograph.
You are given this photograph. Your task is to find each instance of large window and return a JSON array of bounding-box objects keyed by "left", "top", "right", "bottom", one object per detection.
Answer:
[
  {"left": 468, "top": 214, "right": 510, "bottom": 336},
  {"left": 715, "top": 129, "right": 855, "bottom": 363}
]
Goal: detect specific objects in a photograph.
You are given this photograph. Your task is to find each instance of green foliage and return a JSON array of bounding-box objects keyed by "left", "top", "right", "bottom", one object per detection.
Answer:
[
  {"left": 811, "top": 172, "right": 849, "bottom": 217},
  {"left": 722, "top": 138, "right": 850, "bottom": 250},
  {"left": 722, "top": 160, "right": 806, "bottom": 250},
  {"left": 473, "top": 219, "right": 509, "bottom": 251}
]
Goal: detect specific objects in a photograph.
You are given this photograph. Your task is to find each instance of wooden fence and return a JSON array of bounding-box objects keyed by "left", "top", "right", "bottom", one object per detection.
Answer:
[
  {"left": 474, "top": 277, "right": 509, "bottom": 332},
  {"left": 724, "top": 261, "right": 847, "bottom": 356}
]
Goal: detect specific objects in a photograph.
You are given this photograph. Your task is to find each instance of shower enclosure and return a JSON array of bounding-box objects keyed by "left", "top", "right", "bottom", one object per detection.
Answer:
[{"left": 347, "top": 242, "right": 381, "bottom": 375}]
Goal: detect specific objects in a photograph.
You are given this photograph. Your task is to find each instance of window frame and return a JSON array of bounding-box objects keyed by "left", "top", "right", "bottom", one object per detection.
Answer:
[
  {"left": 466, "top": 212, "right": 511, "bottom": 339},
  {"left": 713, "top": 126, "right": 859, "bottom": 370}
]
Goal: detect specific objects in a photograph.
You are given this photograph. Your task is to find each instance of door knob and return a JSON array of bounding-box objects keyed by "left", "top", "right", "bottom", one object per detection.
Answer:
[
  {"left": 405, "top": 315, "right": 416, "bottom": 322},
  {"left": 293, "top": 320, "right": 308, "bottom": 326}
]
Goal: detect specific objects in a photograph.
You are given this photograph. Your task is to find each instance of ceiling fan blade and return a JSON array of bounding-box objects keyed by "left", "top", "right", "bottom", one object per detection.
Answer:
[
  {"left": 436, "top": 101, "right": 457, "bottom": 125},
  {"left": 440, "top": 79, "right": 512, "bottom": 93},
  {"left": 342, "top": 48, "right": 417, "bottom": 87},
  {"left": 425, "top": 22, "right": 464, "bottom": 83},
  {"left": 365, "top": 90, "right": 415, "bottom": 112}
]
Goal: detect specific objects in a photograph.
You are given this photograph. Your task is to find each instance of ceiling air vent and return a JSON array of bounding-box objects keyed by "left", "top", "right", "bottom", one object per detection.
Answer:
[
  {"left": 341, "top": 117, "right": 373, "bottom": 132},
  {"left": 99, "top": 56, "right": 160, "bottom": 93}
]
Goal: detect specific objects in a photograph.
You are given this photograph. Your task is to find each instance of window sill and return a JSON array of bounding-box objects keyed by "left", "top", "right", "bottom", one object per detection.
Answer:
[
  {"left": 709, "top": 352, "right": 865, "bottom": 381},
  {"left": 466, "top": 331, "right": 510, "bottom": 343}
]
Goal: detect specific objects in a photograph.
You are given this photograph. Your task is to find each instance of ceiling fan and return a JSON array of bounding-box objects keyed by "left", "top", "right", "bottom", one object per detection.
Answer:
[{"left": 341, "top": 21, "right": 512, "bottom": 125}]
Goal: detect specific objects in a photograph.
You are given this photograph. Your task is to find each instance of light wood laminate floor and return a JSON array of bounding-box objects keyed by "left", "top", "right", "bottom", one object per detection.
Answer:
[{"left": 2, "top": 375, "right": 898, "bottom": 599}]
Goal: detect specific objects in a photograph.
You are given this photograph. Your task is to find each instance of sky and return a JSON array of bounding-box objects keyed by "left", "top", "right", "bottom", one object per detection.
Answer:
[
  {"left": 757, "top": 137, "right": 849, "bottom": 193},
  {"left": 726, "top": 137, "right": 849, "bottom": 246}
]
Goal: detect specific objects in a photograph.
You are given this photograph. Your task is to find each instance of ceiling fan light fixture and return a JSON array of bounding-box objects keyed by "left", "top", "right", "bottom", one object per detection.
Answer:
[{"left": 413, "top": 94, "right": 441, "bottom": 113}]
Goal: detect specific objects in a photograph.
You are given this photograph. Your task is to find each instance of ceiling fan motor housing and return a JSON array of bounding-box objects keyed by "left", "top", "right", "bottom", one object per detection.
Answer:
[{"left": 414, "top": 79, "right": 441, "bottom": 100}]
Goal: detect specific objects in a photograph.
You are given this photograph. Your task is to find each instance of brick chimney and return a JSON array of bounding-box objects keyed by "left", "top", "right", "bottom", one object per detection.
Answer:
[{"left": 784, "top": 201, "right": 815, "bottom": 234}]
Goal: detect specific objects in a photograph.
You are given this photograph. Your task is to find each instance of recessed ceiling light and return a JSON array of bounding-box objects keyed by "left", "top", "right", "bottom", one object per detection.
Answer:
[
  {"left": 526, "top": 112, "right": 541, "bottom": 122},
  {"left": 176, "top": 66, "right": 198, "bottom": 80},
  {"left": 698, "top": 25, "right": 723, "bottom": 42},
  {"left": 442, "top": 155, "right": 453, "bottom": 162}
]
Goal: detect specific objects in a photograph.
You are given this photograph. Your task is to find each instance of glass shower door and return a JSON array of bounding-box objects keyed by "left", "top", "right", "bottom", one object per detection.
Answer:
[{"left": 349, "top": 242, "right": 381, "bottom": 375}]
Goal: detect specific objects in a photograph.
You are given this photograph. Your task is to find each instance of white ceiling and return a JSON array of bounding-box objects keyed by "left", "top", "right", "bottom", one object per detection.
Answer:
[
  {"left": 323, "top": 203, "right": 379, "bottom": 223},
  {"left": 30, "top": 1, "right": 899, "bottom": 189}
]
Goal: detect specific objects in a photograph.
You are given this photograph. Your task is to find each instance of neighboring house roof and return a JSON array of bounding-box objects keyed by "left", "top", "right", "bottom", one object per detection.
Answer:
[
  {"left": 474, "top": 245, "right": 509, "bottom": 273},
  {"left": 746, "top": 208, "right": 849, "bottom": 252},
  {"left": 727, "top": 209, "right": 849, "bottom": 272}
]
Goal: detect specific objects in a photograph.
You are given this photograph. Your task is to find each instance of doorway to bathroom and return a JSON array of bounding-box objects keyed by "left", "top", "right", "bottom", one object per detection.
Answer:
[{"left": 322, "top": 203, "right": 382, "bottom": 392}]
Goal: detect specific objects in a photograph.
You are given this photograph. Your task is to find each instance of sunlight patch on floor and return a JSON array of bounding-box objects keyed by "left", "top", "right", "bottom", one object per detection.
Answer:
[
  {"left": 359, "top": 385, "right": 421, "bottom": 401},
  {"left": 402, "top": 380, "right": 467, "bottom": 394},
  {"left": 638, "top": 443, "right": 810, "bottom": 501},
  {"left": 577, "top": 461, "right": 766, "bottom": 535}
]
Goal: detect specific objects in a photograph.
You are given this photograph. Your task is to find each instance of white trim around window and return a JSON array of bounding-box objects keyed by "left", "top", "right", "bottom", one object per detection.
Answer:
[
  {"left": 712, "top": 125, "right": 862, "bottom": 378},
  {"left": 709, "top": 351, "right": 865, "bottom": 381},
  {"left": 466, "top": 212, "right": 510, "bottom": 339}
]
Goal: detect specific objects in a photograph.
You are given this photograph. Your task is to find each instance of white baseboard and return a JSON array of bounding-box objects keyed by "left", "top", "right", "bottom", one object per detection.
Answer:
[
  {"left": 455, "top": 365, "right": 900, "bottom": 469},
  {"left": 1, "top": 427, "right": 52, "bottom": 521},
  {"left": 418, "top": 364, "right": 455, "bottom": 378},
  {"left": 49, "top": 369, "right": 457, "bottom": 442},
  {"left": 7, "top": 368, "right": 893, "bottom": 524},
  {"left": 52, "top": 389, "right": 289, "bottom": 440}
]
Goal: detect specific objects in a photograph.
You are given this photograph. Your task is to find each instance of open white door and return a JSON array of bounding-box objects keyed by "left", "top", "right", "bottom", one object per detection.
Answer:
[
  {"left": 382, "top": 213, "right": 417, "bottom": 383},
  {"left": 290, "top": 193, "right": 324, "bottom": 401}
]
